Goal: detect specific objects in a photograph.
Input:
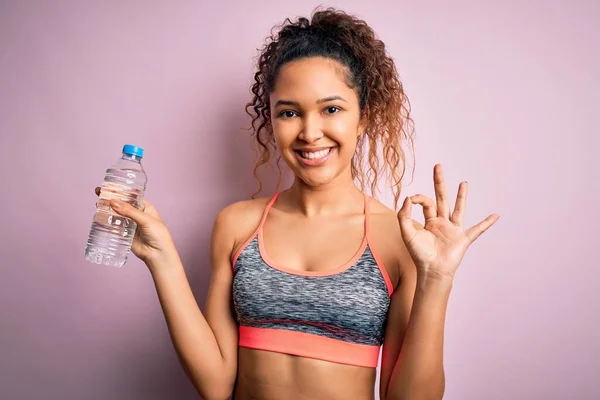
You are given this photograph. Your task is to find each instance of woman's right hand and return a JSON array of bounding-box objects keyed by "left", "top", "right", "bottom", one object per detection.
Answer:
[{"left": 95, "top": 187, "right": 177, "bottom": 266}]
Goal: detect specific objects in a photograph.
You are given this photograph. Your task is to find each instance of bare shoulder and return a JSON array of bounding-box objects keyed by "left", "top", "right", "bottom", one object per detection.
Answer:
[
  {"left": 367, "top": 197, "right": 414, "bottom": 289},
  {"left": 212, "top": 196, "right": 273, "bottom": 260}
]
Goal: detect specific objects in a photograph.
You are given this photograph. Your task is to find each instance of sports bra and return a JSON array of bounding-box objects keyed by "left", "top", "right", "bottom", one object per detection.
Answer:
[{"left": 231, "top": 192, "right": 394, "bottom": 368}]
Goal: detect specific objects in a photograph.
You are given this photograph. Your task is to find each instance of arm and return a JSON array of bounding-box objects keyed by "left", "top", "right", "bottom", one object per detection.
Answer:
[
  {"left": 148, "top": 206, "right": 239, "bottom": 400},
  {"left": 381, "top": 164, "right": 499, "bottom": 400},
  {"left": 381, "top": 266, "right": 451, "bottom": 400},
  {"left": 379, "top": 239, "right": 448, "bottom": 400}
]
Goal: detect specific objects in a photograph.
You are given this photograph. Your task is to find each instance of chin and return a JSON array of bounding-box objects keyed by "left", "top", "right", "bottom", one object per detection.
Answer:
[{"left": 294, "top": 168, "right": 342, "bottom": 188}]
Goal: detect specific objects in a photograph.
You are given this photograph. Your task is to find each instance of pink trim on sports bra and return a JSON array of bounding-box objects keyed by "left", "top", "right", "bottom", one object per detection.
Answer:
[{"left": 231, "top": 192, "right": 394, "bottom": 296}]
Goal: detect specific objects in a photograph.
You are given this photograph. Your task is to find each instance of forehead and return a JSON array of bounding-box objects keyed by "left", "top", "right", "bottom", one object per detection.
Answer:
[{"left": 270, "top": 57, "right": 358, "bottom": 103}]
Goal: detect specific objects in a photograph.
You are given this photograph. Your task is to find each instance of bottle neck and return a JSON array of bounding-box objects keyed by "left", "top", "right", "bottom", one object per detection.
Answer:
[{"left": 121, "top": 153, "right": 142, "bottom": 163}]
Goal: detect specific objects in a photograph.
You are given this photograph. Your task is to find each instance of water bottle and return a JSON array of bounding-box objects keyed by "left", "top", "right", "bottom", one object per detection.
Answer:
[{"left": 85, "top": 145, "right": 148, "bottom": 267}]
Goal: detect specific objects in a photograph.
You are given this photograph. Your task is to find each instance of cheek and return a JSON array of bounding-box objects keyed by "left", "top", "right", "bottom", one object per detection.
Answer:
[
  {"left": 272, "top": 121, "right": 297, "bottom": 149},
  {"left": 339, "top": 138, "right": 358, "bottom": 160},
  {"left": 327, "top": 119, "right": 359, "bottom": 150},
  {"left": 329, "top": 117, "right": 353, "bottom": 133}
]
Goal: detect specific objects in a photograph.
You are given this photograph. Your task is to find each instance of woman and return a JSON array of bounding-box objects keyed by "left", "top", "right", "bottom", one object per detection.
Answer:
[{"left": 103, "top": 8, "right": 499, "bottom": 400}]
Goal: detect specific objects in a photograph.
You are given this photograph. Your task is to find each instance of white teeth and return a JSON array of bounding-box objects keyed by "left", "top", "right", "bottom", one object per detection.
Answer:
[{"left": 301, "top": 149, "right": 330, "bottom": 159}]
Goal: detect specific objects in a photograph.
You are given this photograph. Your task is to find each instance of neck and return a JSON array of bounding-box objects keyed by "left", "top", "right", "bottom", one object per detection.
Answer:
[{"left": 284, "top": 173, "right": 364, "bottom": 217}]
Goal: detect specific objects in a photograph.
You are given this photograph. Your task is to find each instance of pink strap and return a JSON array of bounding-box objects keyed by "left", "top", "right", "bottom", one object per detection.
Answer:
[
  {"left": 231, "top": 192, "right": 281, "bottom": 269},
  {"left": 258, "top": 192, "right": 280, "bottom": 230}
]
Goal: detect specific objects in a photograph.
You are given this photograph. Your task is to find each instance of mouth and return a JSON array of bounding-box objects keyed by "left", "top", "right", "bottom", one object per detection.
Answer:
[{"left": 294, "top": 147, "right": 335, "bottom": 166}]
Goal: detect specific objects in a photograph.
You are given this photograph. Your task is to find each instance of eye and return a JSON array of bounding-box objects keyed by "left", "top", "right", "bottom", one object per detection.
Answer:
[
  {"left": 324, "top": 106, "right": 341, "bottom": 115},
  {"left": 278, "top": 110, "right": 298, "bottom": 119}
]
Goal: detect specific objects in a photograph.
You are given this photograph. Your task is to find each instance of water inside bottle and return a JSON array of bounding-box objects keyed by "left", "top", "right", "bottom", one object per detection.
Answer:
[{"left": 85, "top": 168, "right": 145, "bottom": 267}]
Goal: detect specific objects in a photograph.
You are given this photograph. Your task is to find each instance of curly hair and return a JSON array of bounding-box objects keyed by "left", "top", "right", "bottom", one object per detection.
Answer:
[{"left": 245, "top": 7, "right": 415, "bottom": 209}]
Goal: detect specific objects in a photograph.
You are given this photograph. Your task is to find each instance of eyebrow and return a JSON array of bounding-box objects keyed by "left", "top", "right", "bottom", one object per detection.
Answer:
[{"left": 274, "top": 96, "right": 348, "bottom": 108}]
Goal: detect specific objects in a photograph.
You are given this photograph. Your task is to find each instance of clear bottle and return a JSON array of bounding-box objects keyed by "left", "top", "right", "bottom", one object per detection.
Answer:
[{"left": 85, "top": 145, "right": 148, "bottom": 267}]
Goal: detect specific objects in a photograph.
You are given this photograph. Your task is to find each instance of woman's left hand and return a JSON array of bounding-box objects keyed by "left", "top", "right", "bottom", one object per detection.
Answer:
[{"left": 397, "top": 164, "right": 500, "bottom": 281}]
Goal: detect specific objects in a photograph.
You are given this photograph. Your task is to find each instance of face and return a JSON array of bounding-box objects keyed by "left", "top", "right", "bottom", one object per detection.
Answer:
[{"left": 269, "top": 57, "right": 365, "bottom": 189}]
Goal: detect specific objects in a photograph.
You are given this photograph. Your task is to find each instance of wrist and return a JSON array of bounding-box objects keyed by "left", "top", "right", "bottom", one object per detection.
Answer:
[
  {"left": 145, "top": 247, "right": 182, "bottom": 275},
  {"left": 416, "top": 270, "right": 454, "bottom": 291}
]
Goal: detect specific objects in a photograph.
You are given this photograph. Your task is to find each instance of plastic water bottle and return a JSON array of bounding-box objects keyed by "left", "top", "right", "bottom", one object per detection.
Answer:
[{"left": 85, "top": 145, "right": 148, "bottom": 267}]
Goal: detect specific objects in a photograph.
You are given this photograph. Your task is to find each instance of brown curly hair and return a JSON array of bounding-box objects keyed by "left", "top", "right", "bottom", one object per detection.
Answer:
[{"left": 245, "top": 7, "right": 415, "bottom": 209}]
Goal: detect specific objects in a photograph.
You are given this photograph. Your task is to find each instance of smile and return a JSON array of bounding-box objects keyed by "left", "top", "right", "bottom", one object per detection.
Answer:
[{"left": 294, "top": 147, "right": 335, "bottom": 166}]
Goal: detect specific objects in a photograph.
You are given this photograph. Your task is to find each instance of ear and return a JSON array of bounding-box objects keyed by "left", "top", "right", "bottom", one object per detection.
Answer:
[{"left": 357, "top": 110, "right": 368, "bottom": 137}]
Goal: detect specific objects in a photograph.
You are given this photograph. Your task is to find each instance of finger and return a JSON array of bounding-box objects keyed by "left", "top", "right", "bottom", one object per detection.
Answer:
[
  {"left": 397, "top": 196, "right": 417, "bottom": 240},
  {"left": 95, "top": 187, "right": 101, "bottom": 196},
  {"left": 110, "top": 199, "right": 151, "bottom": 227},
  {"left": 434, "top": 164, "right": 450, "bottom": 219},
  {"left": 410, "top": 194, "right": 437, "bottom": 220},
  {"left": 465, "top": 214, "right": 500, "bottom": 243},
  {"left": 141, "top": 200, "right": 162, "bottom": 221},
  {"left": 450, "top": 181, "right": 468, "bottom": 226}
]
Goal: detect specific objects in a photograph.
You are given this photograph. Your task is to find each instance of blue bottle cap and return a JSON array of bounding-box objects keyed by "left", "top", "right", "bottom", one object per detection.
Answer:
[{"left": 122, "top": 144, "right": 144, "bottom": 158}]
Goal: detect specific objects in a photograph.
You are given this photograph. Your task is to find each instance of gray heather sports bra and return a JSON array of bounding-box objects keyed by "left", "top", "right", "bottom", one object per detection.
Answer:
[{"left": 231, "top": 192, "right": 394, "bottom": 368}]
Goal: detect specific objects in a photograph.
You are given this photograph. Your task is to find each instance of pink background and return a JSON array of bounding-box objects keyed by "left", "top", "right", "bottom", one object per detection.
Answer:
[{"left": 1, "top": 1, "right": 598, "bottom": 399}]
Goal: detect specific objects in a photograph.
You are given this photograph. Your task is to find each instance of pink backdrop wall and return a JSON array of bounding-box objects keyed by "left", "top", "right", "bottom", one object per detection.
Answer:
[{"left": 1, "top": 1, "right": 598, "bottom": 399}]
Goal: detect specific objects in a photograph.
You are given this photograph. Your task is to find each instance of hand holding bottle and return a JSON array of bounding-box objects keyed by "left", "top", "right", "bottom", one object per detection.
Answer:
[{"left": 94, "top": 187, "right": 178, "bottom": 267}]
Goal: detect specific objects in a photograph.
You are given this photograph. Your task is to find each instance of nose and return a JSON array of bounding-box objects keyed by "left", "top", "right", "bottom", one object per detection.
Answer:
[{"left": 298, "top": 115, "right": 323, "bottom": 143}]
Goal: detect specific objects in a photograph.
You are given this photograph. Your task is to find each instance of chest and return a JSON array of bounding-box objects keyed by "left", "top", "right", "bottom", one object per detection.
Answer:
[
  {"left": 261, "top": 211, "right": 365, "bottom": 273},
  {"left": 232, "top": 238, "right": 392, "bottom": 345}
]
